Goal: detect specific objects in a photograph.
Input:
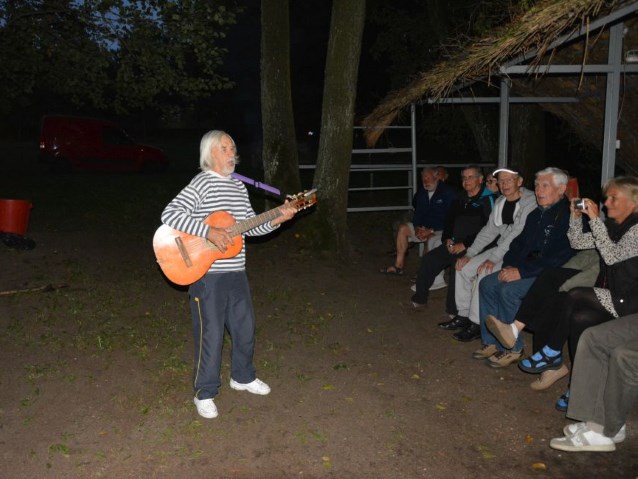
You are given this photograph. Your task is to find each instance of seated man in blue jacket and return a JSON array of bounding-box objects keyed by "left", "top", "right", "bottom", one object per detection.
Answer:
[
  {"left": 381, "top": 167, "right": 457, "bottom": 276},
  {"left": 474, "top": 167, "right": 575, "bottom": 368}
]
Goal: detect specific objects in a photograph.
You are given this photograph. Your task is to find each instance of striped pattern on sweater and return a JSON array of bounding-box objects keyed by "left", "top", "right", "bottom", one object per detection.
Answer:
[{"left": 160, "top": 170, "right": 278, "bottom": 272}]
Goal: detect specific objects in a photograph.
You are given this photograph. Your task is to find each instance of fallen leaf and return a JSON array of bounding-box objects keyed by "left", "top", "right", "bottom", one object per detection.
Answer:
[
  {"left": 524, "top": 434, "right": 534, "bottom": 445},
  {"left": 411, "top": 374, "right": 421, "bottom": 380},
  {"left": 531, "top": 462, "right": 547, "bottom": 471},
  {"left": 322, "top": 384, "right": 333, "bottom": 390},
  {"left": 435, "top": 403, "right": 446, "bottom": 410}
]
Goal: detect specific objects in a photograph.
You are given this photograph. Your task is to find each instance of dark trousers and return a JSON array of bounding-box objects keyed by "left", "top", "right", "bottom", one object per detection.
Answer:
[
  {"left": 548, "top": 287, "right": 614, "bottom": 363},
  {"left": 516, "top": 267, "right": 579, "bottom": 351},
  {"left": 189, "top": 271, "right": 256, "bottom": 399},
  {"left": 414, "top": 244, "right": 460, "bottom": 314},
  {"left": 522, "top": 278, "right": 614, "bottom": 362}
]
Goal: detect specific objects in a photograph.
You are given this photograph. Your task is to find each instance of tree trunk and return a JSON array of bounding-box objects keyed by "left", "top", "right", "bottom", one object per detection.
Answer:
[
  {"left": 461, "top": 105, "right": 499, "bottom": 166},
  {"left": 260, "top": 0, "right": 301, "bottom": 199},
  {"left": 510, "top": 105, "right": 546, "bottom": 188},
  {"left": 309, "top": 0, "right": 366, "bottom": 258}
]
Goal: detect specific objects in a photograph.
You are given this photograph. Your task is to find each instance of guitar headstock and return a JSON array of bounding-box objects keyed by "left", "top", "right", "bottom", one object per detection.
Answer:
[{"left": 287, "top": 189, "right": 318, "bottom": 212}]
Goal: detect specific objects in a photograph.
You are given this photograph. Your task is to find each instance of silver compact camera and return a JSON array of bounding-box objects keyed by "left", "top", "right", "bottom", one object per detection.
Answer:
[{"left": 572, "top": 198, "right": 586, "bottom": 210}]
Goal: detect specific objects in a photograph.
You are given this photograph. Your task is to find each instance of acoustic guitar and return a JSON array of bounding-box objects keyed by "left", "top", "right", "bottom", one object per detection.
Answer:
[{"left": 153, "top": 189, "right": 317, "bottom": 285}]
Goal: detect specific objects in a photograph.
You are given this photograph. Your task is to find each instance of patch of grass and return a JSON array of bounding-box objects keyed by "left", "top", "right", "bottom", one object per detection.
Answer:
[
  {"left": 25, "top": 363, "right": 60, "bottom": 384},
  {"left": 6, "top": 318, "right": 26, "bottom": 341},
  {"left": 263, "top": 287, "right": 293, "bottom": 304},
  {"left": 48, "top": 443, "right": 70, "bottom": 457},
  {"left": 256, "top": 356, "right": 282, "bottom": 377},
  {"left": 162, "top": 354, "right": 189, "bottom": 373},
  {"left": 295, "top": 428, "right": 328, "bottom": 445}
]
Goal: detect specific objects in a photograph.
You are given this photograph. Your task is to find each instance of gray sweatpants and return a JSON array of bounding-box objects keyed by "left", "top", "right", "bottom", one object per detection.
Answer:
[
  {"left": 189, "top": 271, "right": 256, "bottom": 399},
  {"left": 567, "top": 313, "right": 638, "bottom": 437}
]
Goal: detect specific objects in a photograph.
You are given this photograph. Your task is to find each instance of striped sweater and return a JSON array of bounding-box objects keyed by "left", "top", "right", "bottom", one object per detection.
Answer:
[{"left": 160, "top": 170, "right": 278, "bottom": 272}]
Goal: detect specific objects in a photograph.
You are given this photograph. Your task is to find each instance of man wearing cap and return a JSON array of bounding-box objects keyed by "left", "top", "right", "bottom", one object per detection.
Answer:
[
  {"left": 439, "top": 166, "right": 536, "bottom": 341},
  {"left": 473, "top": 167, "right": 575, "bottom": 368}
]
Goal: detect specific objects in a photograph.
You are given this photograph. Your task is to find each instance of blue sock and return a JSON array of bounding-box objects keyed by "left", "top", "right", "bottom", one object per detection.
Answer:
[{"left": 542, "top": 345, "right": 561, "bottom": 357}]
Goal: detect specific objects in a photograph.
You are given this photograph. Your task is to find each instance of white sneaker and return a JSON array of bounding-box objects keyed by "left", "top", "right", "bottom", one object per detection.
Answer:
[
  {"left": 429, "top": 279, "right": 447, "bottom": 291},
  {"left": 410, "top": 281, "right": 447, "bottom": 292},
  {"left": 229, "top": 378, "right": 271, "bottom": 395},
  {"left": 550, "top": 426, "right": 616, "bottom": 452},
  {"left": 563, "top": 422, "right": 626, "bottom": 443},
  {"left": 193, "top": 397, "right": 218, "bottom": 418}
]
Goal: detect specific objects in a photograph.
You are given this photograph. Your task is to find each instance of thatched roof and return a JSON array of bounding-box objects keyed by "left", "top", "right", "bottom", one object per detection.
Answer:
[{"left": 362, "top": 0, "right": 628, "bottom": 146}]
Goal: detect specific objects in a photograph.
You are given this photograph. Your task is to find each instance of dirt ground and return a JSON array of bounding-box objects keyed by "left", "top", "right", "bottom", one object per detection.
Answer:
[{"left": 1, "top": 171, "right": 637, "bottom": 479}]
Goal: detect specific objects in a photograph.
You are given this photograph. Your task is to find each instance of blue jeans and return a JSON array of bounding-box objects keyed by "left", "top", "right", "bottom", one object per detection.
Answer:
[{"left": 478, "top": 271, "right": 536, "bottom": 352}]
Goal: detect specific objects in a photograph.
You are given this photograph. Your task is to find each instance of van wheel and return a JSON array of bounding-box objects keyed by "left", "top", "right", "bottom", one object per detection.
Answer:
[{"left": 52, "top": 158, "right": 72, "bottom": 174}]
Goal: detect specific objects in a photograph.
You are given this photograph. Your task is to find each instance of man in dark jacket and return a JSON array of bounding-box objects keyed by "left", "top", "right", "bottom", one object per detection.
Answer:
[
  {"left": 381, "top": 167, "right": 457, "bottom": 275},
  {"left": 474, "top": 167, "right": 575, "bottom": 368},
  {"left": 411, "top": 165, "right": 496, "bottom": 311}
]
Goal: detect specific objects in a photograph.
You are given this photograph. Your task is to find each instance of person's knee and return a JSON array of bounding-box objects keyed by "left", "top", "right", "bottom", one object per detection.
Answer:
[
  {"left": 397, "top": 223, "right": 411, "bottom": 237},
  {"left": 478, "top": 273, "right": 498, "bottom": 295},
  {"left": 610, "top": 346, "right": 638, "bottom": 378},
  {"left": 500, "top": 284, "right": 524, "bottom": 303}
]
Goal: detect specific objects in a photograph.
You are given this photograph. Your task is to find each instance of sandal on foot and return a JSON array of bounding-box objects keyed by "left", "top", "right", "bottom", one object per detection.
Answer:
[
  {"left": 555, "top": 390, "right": 570, "bottom": 413},
  {"left": 518, "top": 346, "right": 563, "bottom": 374},
  {"left": 379, "top": 265, "right": 403, "bottom": 275}
]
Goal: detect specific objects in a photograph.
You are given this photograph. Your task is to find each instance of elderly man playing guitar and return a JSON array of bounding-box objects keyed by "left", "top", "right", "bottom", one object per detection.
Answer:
[{"left": 158, "top": 130, "right": 297, "bottom": 419}]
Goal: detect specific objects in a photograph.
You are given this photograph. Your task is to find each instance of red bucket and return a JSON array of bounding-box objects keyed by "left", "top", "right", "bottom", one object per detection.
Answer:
[{"left": 0, "top": 199, "right": 33, "bottom": 235}]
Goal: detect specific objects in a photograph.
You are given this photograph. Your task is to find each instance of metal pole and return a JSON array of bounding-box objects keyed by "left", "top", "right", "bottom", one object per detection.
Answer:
[
  {"left": 601, "top": 22, "right": 623, "bottom": 185},
  {"left": 411, "top": 103, "right": 417, "bottom": 199},
  {"left": 498, "top": 78, "right": 510, "bottom": 168}
]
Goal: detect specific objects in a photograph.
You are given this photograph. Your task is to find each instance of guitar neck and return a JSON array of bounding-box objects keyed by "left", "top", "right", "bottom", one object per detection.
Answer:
[{"left": 229, "top": 206, "right": 283, "bottom": 236}]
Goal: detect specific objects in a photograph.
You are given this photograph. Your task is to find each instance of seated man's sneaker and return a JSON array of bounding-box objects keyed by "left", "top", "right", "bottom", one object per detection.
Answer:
[
  {"left": 194, "top": 397, "right": 218, "bottom": 418},
  {"left": 564, "top": 422, "right": 626, "bottom": 444},
  {"left": 550, "top": 426, "right": 616, "bottom": 452},
  {"left": 487, "top": 350, "right": 523, "bottom": 368},
  {"left": 530, "top": 364, "right": 569, "bottom": 391},
  {"left": 230, "top": 378, "right": 271, "bottom": 395},
  {"left": 429, "top": 278, "right": 447, "bottom": 291},
  {"left": 472, "top": 343, "right": 497, "bottom": 359},
  {"left": 453, "top": 323, "right": 481, "bottom": 342},
  {"left": 438, "top": 315, "right": 470, "bottom": 331}
]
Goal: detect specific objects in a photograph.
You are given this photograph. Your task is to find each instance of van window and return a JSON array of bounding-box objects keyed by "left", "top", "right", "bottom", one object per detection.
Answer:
[{"left": 103, "top": 126, "right": 134, "bottom": 146}]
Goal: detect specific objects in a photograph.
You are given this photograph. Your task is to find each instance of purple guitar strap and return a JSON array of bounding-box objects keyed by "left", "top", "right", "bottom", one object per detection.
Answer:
[{"left": 231, "top": 172, "right": 283, "bottom": 199}]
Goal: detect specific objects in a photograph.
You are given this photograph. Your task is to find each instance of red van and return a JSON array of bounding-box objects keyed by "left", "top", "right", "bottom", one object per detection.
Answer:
[{"left": 39, "top": 115, "right": 168, "bottom": 172}]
